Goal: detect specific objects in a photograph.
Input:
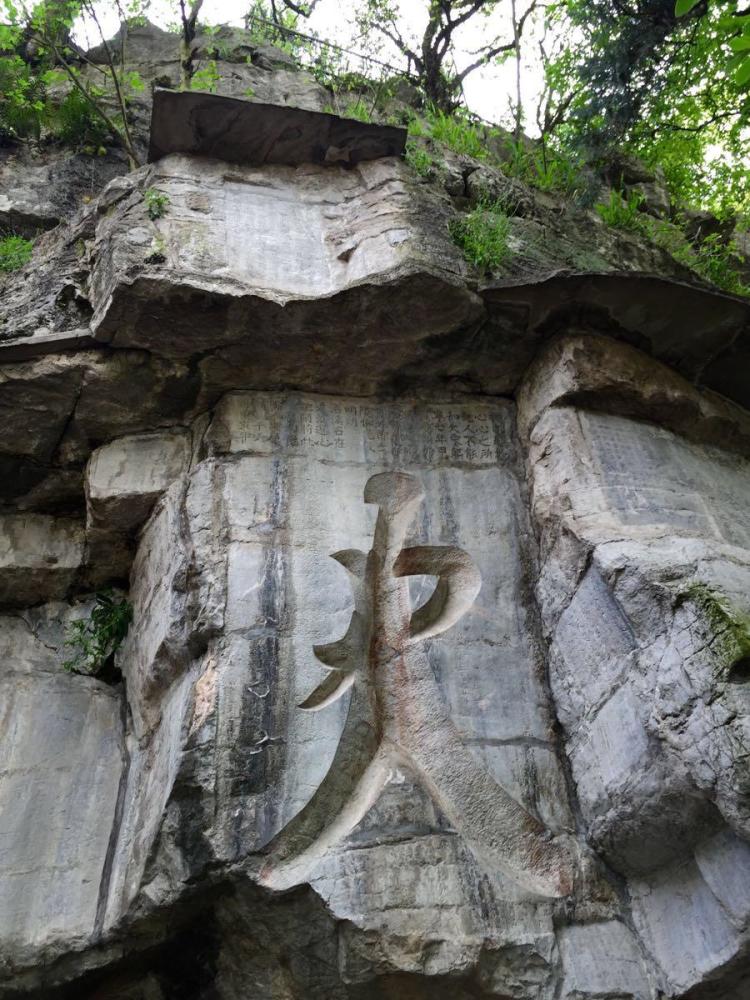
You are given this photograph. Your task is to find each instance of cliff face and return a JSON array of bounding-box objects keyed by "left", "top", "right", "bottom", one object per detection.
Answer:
[{"left": 2, "top": 25, "right": 750, "bottom": 1000}]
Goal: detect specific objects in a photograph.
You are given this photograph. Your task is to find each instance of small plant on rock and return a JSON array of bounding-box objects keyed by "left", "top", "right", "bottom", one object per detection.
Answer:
[
  {"left": 595, "top": 188, "right": 645, "bottom": 231},
  {"left": 0, "top": 233, "right": 33, "bottom": 272},
  {"left": 449, "top": 200, "right": 511, "bottom": 271},
  {"left": 405, "top": 140, "right": 436, "bottom": 179},
  {"left": 189, "top": 60, "right": 221, "bottom": 93},
  {"left": 145, "top": 234, "right": 168, "bottom": 264},
  {"left": 62, "top": 590, "right": 133, "bottom": 677},
  {"left": 342, "top": 99, "right": 373, "bottom": 123},
  {"left": 145, "top": 187, "right": 171, "bottom": 220},
  {"left": 643, "top": 217, "right": 750, "bottom": 297},
  {"left": 428, "top": 108, "right": 486, "bottom": 160},
  {"left": 687, "top": 232, "right": 750, "bottom": 297},
  {"left": 503, "top": 138, "right": 582, "bottom": 196}
]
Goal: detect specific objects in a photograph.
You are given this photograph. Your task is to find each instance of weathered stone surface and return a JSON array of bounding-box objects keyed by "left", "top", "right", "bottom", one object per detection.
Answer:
[
  {"left": 484, "top": 272, "right": 750, "bottom": 408},
  {"left": 32, "top": 389, "right": 624, "bottom": 998},
  {"left": 519, "top": 333, "right": 750, "bottom": 996},
  {"left": 0, "top": 602, "right": 124, "bottom": 972},
  {"left": 86, "top": 21, "right": 324, "bottom": 106},
  {"left": 86, "top": 19, "right": 180, "bottom": 64},
  {"left": 0, "top": 212, "right": 96, "bottom": 353},
  {"left": 557, "top": 921, "right": 652, "bottom": 998},
  {"left": 0, "top": 349, "right": 197, "bottom": 514},
  {"left": 2, "top": 39, "right": 750, "bottom": 1000},
  {"left": 0, "top": 145, "right": 128, "bottom": 236},
  {"left": 148, "top": 89, "right": 407, "bottom": 167},
  {"left": 3, "top": 108, "right": 748, "bottom": 414},
  {"left": 2, "top": 345, "right": 749, "bottom": 997},
  {"left": 0, "top": 515, "right": 83, "bottom": 605},
  {"left": 81, "top": 429, "right": 192, "bottom": 584},
  {"left": 516, "top": 331, "right": 750, "bottom": 456},
  {"left": 88, "top": 154, "right": 480, "bottom": 390},
  {"left": 0, "top": 356, "right": 82, "bottom": 472},
  {"left": 86, "top": 430, "right": 190, "bottom": 533}
]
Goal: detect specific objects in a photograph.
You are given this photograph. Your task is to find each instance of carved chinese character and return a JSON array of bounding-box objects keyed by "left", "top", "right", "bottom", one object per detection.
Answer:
[{"left": 260, "top": 471, "right": 582, "bottom": 898}]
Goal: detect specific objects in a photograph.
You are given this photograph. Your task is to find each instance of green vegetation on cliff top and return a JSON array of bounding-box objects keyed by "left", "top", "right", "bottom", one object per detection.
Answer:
[{"left": 0, "top": 0, "right": 747, "bottom": 290}]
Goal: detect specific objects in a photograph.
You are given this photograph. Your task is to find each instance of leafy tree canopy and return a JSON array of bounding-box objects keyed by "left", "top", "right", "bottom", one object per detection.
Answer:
[{"left": 544, "top": 0, "right": 750, "bottom": 215}]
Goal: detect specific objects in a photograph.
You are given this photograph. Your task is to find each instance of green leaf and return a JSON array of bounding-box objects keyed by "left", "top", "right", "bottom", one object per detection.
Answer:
[
  {"left": 718, "top": 15, "right": 750, "bottom": 29},
  {"left": 729, "top": 34, "right": 750, "bottom": 53},
  {"left": 125, "top": 70, "right": 145, "bottom": 92},
  {"left": 734, "top": 54, "right": 750, "bottom": 86},
  {"left": 675, "top": 0, "right": 701, "bottom": 17}
]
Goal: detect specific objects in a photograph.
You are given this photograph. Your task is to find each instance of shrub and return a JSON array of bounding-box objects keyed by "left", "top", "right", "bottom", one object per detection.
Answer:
[
  {"left": 0, "top": 233, "right": 33, "bottom": 272},
  {"left": 0, "top": 55, "right": 118, "bottom": 154},
  {"left": 62, "top": 590, "right": 133, "bottom": 676},
  {"left": 0, "top": 55, "right": 45, "bottom": 142},
  {"left": 47, "top": 88, "right": 110, "bottom": 151},
  {"left": 449, "top": 200, "right": 511, "bottom": 271},
  {"left": 145, "top": 187, "right": 170, "bottom": 220}
]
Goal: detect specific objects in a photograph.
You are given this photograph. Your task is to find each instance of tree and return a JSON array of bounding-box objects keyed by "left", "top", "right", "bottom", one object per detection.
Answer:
[
  {"left": 1, "top": 0, "right": 144, "bottom": 164},
  {"left": 676, "top": 0, "right": 750, "bottom": 87},
  {"left": 178, "top": 0, "right": 205, "bottom": 90},
  {"left": 544, "top": 0, "right": 750, "bottom": 213},
  {"left": 0, "top": 0, "right": 226, "bottom": 167},
  {"left": 354, "top": 0, "right": 538, "bottom": 111}
]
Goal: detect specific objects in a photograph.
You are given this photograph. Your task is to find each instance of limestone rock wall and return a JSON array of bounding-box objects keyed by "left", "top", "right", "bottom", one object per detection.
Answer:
[
  {"left": 518, "top": 335, "right": 750, "bottom": 997},
  {"left": 1, "top": 69, "right": 750, "bottom": 1000}
]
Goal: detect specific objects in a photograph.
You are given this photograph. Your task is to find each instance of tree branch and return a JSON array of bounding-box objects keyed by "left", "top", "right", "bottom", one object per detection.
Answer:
[
  {"left": 179, "top": 0, "right": 204, "bottom": 89},
  {"left": 456, "top": 38, "right": 515, "bottom": 83},
  {"left": 30, "top": 27, "right": 140, "bottom": 164},
  {"left": 81, "top": 0, "right": 138, "bottom": 163},
  {"left": 664, "top": 108, "right": 743, "bottom": 132},
  {"left": 371, "top": 16, "right": 421, "bottom": 70},
  {"left": 455, "top": 0, "right": 536, "bottom": 85},
  {"left": 442, "top": 0, "right": 486, "bottom": 34},
  {"left": 276, "top": 0, "right": 322, "bottom": 16}
]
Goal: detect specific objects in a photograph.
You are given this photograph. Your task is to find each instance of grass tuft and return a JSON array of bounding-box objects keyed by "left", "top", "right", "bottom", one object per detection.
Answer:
[
  {"left": 449, "top": 200, "right": 511, "bottom": 271},
  {"left": 0, "top": 233, "right": 33, "bottom": 272}
]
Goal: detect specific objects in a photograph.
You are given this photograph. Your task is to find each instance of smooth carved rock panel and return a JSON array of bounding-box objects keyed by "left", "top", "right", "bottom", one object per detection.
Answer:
[
  {"left": 208, "top": 393, "right": 558, "bottom": 763},
  {"left": 96, "top": 391, "right": 618, "bottom": 986},
  {"left": 215, "top": 395, "right": 572, "bottom": 867},
  {"left": 89, "top": 156, "right": 481, "bottom": 393},
  {"left": 539, "top": 408, "right": 750, "bottom": 547}
]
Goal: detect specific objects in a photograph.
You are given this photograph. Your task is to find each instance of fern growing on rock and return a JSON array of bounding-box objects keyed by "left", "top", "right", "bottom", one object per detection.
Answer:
[{"left": 63, "top": 591, "right": 133, "bottom": 677}]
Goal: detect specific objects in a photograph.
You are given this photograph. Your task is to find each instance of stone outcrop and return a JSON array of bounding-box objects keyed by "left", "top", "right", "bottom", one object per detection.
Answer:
[
  {"left": 517, "top": 334, "right": 750, "bottom": 997},
  {"left": 147, "top": 88, "right": 407, "bottom": 166},
  {"left": 1, "top": 32, "right": 750, "bottom": 1000}
]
